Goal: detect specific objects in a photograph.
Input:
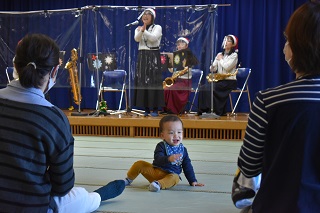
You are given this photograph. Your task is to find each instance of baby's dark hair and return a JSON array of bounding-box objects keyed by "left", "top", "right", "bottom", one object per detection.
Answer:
[{"left": 159, "top": 115, "right": 183, "bottom": 132}]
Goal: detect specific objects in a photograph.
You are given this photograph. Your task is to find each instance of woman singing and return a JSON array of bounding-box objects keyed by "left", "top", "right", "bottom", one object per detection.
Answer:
[{"left": 133, "top": 8, "right": 165, "bottom": 117}]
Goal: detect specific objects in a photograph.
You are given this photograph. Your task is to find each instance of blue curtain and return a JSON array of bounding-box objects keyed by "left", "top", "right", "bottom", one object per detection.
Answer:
[{"left": 0, "top": 0, "right": 306, "bottom": 110}]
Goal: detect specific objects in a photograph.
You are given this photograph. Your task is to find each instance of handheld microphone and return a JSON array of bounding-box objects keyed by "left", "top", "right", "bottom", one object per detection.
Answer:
[{"left": 125, "top": 20, "right": 139, "bottom": 27}]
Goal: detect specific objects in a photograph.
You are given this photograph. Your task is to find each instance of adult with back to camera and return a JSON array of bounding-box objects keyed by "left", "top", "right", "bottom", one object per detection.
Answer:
[
  {"left": 133, "top": 8, "right": 165, "bottom": 117},
  {"left": 0, "top": 33, "right": 125, "bottom": 212},
  {"left": 237, "top": 0, "right": 320, "bottom": 212}
]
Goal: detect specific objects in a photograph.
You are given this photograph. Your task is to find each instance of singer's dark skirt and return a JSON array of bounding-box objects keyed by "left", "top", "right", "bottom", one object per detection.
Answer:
[
  {"left": 133, "top": 50, "right": 165, "bottom": 109},
  {"left": 198, "top": 80, "right": 237, "bottom": 115}
]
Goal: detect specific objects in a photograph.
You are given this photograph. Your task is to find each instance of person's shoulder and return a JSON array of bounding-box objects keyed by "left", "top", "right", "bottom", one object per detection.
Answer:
[
  {"left": 257, "top": 80, "right": 296, "bottom": 100},
  {"left": 230, "top": 52, "right": 238, "bottom": 57},
  {"left": 156, "top": 141, "right": 166, "bottom": 147},
  {"left": 261, "top": 80, "right": 296, "bottom": 93},
  {"left": 181, "top": 143, "right": 187, "bottom": 150},
  {"left": 43, "top": 106, "right": 71, "bottom": 126},
  {"left": 52, "top": 105, "right": 68, "bottom": 116},
  {"left": 154, "top": 141, "right": 166, "bottom": 151}
]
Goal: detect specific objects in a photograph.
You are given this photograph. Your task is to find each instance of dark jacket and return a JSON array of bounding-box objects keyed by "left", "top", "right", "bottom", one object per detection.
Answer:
[{"left": 153, "top": 141, "right": 197, "bottom": 185}]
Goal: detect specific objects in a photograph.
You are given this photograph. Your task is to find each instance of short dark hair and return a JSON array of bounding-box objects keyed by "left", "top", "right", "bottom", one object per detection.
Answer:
[
  {"left": 14, "top": 34, "right": 60, "bottom": 88},
  {"left": 159, "top": 115, "right": 183, "bottom": 132},
  {"left": 285, "top": 0, "right": 320, "bottom": 74}
]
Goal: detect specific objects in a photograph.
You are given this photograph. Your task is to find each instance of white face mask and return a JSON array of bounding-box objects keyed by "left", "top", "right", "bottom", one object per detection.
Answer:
[
  {"left": 44, "top": 66, "right": 59, "bottom": 94},
  {"left": 283, "top": 42, "right": 292, "bottom": 68},
  {"left": 221, "top": 36, "right": 227, "bottom": 49},
  {"left": 286, "top": 57, "right": 292, "bottom": 67}
]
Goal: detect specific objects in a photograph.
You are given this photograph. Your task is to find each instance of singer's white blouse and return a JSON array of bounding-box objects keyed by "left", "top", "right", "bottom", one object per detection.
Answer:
[{"left": 134, "top": 24, "right": 162, "bottom": 50}]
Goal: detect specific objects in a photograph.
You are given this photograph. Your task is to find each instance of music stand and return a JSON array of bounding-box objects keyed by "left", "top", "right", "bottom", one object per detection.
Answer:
[
  {"left": 160, "top": 52, "right": 173, "bottom": 71},
  {"left": 173, "top": 49, "right": 188, "bottom": 71}
]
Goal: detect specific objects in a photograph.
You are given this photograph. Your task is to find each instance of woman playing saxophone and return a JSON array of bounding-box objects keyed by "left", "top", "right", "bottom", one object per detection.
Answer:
[
  {"left": 162, "top": 37, "right": 198, "bottom": 114},
  {"left": 197, "top": 34, "right": 238, "bottom": 116}
]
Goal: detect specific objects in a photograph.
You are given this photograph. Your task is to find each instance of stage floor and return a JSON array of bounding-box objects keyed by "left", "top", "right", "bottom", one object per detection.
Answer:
[{"left": 64, "top": 109, "right": 249, "bottom": 141}]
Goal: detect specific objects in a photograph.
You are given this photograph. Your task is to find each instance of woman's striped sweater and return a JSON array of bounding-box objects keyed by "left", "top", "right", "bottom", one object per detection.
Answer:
[
  {"left": 0, "top": 98, "right": 74, "bottom": 212},
  {"left": 238, "top": 75, "right": 320, "bottom": 212}
]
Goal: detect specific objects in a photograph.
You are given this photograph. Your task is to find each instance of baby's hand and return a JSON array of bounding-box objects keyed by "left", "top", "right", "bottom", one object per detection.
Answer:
[
  {"left": 191, "top": 182, "right": 205, "bottom": 187},
  {"left": 168, "top": 154, "right": 182, "bottom": 163}
]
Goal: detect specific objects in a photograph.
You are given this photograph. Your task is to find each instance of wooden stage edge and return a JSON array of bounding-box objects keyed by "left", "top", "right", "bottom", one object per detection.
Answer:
[{"left": 64, "top": 109, "right": 249, "bottom": 141}]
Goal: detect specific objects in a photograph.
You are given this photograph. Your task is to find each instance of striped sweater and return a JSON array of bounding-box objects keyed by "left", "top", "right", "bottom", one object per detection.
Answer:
[
  {"left": 0, "top": 98, "right": 74, "bottom": 212},
  {"left": 238, "top": 75, "right": 320, "bottom": 212}
]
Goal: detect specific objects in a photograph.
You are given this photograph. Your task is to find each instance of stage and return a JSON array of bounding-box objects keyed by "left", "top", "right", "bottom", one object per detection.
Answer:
[{"left": 64, "top": 109, "right": 249, "bottom": 141}]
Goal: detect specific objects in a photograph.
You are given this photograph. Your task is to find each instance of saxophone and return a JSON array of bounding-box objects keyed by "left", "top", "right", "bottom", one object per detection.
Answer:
[
  {"left": 65, "top": 48, "right": 81, "bottom": 105},
  {"left": 163, "top": 67, "right": 189, "bottom": 89},
  {"left": 207, "top": 64, "right": 241, "bottom": 82}
]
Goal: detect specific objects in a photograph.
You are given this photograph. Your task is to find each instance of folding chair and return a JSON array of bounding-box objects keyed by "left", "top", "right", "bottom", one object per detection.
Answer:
[
  {"left": 229, "top": 68, "right": 252, "bottom": 114},
  {"left": 6, "top": 67, "right": 15, "bottom": 83},
  {"left": 188, "top": 69, "right": 203, "bottom": 113},
  {"left": 97, "top": 70, "right": 127, "bottom": 112}
]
